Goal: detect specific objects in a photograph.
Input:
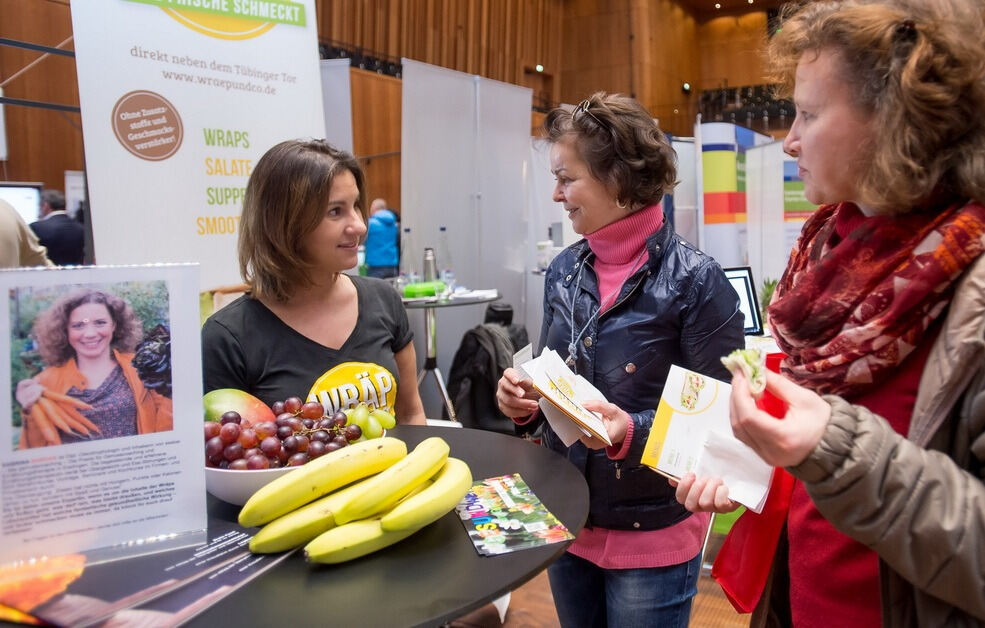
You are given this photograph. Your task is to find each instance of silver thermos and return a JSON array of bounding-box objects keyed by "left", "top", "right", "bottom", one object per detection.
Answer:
[{"left": 422, "top": 247, "right": 438, "bottom": 282}]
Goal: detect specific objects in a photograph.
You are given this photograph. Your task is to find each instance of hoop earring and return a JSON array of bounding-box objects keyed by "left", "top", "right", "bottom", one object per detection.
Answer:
[{"left": 616, "top": 199, "right": 628, "bottom": 210}]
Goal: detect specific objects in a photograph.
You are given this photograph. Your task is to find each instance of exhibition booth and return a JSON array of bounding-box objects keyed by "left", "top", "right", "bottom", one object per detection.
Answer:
[{"left": 0, "top": 1, "right": 813, "bottom": 625}]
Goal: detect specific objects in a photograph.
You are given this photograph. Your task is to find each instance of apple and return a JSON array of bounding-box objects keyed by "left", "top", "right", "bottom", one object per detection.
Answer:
[{"left": 203, "top": 388, "right": 275, "bottom": 427}]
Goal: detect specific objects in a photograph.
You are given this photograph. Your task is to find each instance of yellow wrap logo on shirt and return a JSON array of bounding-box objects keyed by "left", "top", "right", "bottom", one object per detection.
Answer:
[{"left": 306, "top": 362, "right": 397, "bottom": 416}]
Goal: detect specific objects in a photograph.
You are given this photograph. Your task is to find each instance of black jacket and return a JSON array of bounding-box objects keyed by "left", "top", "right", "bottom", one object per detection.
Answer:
[
  {"left": 536, "top": 220, "right": 745, "bottom": 530},
  {"left": 30, "top": 213, "right": 84, "bottom": 266},
  {"left": 446, "top": 323, "right": 517, "bottom": 433}
]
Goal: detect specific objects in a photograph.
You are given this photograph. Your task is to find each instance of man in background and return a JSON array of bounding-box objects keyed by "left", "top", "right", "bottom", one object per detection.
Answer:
[
  {"left": 0, "top": 198, "right": 53, "bottom": 268},
  {"left": 30, "top": 189, "right": 84, "bottom": 266},
  {"left": 364, "top": 198, "right": 399, "bottom": 279}
]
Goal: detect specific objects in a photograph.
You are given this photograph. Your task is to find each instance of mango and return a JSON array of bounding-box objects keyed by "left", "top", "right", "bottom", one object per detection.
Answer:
[{"left": 203, "top": 388, "right": 275, "bottom": 426}]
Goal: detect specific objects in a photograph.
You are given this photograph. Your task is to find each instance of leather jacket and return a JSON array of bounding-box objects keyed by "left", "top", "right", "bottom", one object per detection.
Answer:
[{"left": 535, "top": 220, "right": 745, "bottom": 530}]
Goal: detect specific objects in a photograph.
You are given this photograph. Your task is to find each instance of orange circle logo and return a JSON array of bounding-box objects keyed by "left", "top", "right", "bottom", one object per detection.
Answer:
[{"left": 111, "top": 90, "right": 184, "bottom": 161}]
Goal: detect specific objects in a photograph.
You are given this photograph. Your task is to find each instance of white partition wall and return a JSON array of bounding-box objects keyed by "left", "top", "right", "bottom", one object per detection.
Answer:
[
  {"left": 670, "top": 138, "right": 699, "bottom": 244},
  {"left": 320, "top": 59, "right": 354, "bottom": 153},
  {"left": 745, "top": 141, "right": 786, "bottom": 289},
  {"left": 401, "top": 59, "right": 532, "bottom": 417}
]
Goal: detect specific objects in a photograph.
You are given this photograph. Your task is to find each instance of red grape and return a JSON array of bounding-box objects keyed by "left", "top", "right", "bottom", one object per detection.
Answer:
[
  {"left": 331, "top": 434, "right": 348, "bottom": 448},
  {"left": 260, "top": 436, "right": 282, "bottom": 457},
  {"left": 325, "top": 440, "right": 343, "bottom": 453},
  {"left": 275, "top": 413, "right": 294, "bottom": 427},
  {"left": 238, "top": 428, "right": 259, "bottom": 449},
  {"left": 255, "top": 421, "right": 277, "bottom": 439},
  {"left": 282, "top": 435, "right": 298, "bottom": 454},
  {"left": 223, "top": 442, "right": 244, "bottom": 462},
  {"left": 204, "top": 422, "right": 220, "bottom": 440},
  {"left": 310, "top": 430, "right": 329, "bottom": 442},
  {"left": 218, "top": 459, "right": 230, "bottom": 469},
  {"left": 220, "top": 411, "right": 242, "bottom": 425},
  {"left": 317, "top": 418, "right": 334, "bottom": 430},
  {"left": 283, "top": 397, "right": 303, "bottom": 414},
  {"left": 219, "top": 422, "right": 241, "bottom": 444},
  {"left": 344, "top": 424, "right": 362, "bottom": 442},
  {"left": 287, "top": 452, "right": 309, "bottom": 467},
  {"left": 302, "top": 418, "right": 316, "bottom": 430},
  {"left": 295, "top": 434, "right": 310, "bottom": 453},
  {"left": 300, "top": 401, "right": 324, "bottom": 420},
  {"left": 331, "top": 412, "right": 347, "bottom": 429},
  {"left": 271, "top": 400, "right": 286, "bottom": 415},
  {"left": 276, "top": 425, "right": 294, "bottom": 440},
  {"left": 247, "top": 455, "right": 270, "bottom": 470},
  {"left": 308, "top": 441, "right": 327, "bottom": 458},
  {"left": 229, "top": 458, "right": 249, "bottom": 470},
  {"left": 243, "top": 447, "right": 262, "bottom": 460},
  {"left": 206, "top": 436, "right": 224, "bottom": 458}
]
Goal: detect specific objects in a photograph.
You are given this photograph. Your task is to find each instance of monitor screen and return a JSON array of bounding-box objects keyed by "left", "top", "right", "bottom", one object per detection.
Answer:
[
  {"left": 0, "top": 182, "right": 43, "bottom": 225},
  {"left": 723, "top": 266, "right": 763, "bottom": 336}
]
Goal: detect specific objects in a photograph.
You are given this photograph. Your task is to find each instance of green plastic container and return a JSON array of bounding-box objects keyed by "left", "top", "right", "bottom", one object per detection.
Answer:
[{"left": 403, "top": 281, "right": 446, "bottom": 298}]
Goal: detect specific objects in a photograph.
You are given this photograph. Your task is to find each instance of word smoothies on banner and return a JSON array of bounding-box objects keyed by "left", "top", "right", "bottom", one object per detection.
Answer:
[{"left": 0, "top": 264, "right": 206, "bottom": 566}]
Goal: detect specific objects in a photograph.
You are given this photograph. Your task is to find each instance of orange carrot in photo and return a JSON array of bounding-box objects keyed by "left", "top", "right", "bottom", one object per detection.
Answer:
[
  {"left": 60, "top": 404, "right": 101, "bottom": 434},
  {"left": 29, "top": 404, "right": 61, "bottom": 446},
  {"left": 41, "top": 388, "right": 92, "bottom": 411},
  {"left": 37, "top": 398, "right": 82, "bottom": 437}
]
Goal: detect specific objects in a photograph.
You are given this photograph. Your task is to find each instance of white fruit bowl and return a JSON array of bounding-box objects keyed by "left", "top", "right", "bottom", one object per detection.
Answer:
[{"left": 205, "top": 465, "right": 297, "bottom": 506}]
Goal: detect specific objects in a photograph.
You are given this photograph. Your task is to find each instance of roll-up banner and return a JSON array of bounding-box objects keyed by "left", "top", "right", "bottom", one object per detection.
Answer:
[{"left": 71, "top": 0, "right": 326, "bottom": 290}]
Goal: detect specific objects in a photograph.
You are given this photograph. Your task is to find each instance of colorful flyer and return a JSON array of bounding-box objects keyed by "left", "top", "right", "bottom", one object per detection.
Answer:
[
  {"left": 455, "top": 473, "right": 573, "bottom": 556},
  {"left": 0, "top": 265, "right": 206, "bottom": 565}
]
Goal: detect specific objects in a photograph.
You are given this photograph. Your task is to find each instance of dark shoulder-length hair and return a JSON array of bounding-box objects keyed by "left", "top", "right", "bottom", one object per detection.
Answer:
[
  {"left": 543, "top": 91, "right": 678, "bottom": 210},
  {"left": 34, "top": 289, "right": 142, "bottom": 366},
  {"left": 768, "top": 0, "right": 985, "bottom": 213},
  {"left": 239, "top": 139, "right": 367, "bottom": 301}
]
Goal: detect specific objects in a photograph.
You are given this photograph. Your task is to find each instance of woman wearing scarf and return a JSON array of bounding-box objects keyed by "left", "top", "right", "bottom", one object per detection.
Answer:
[
  {"left": 497, "top": 92, "right": 744, "bottom": 627},
  {"left": 676, "top": 1, "right": 985, "bottom": 626}
]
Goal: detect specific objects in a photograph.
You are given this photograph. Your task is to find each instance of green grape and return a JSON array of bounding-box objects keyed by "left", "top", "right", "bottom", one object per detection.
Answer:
[
  {"left": 348, "top": 403, "right": 370, "bottom": 431},
  {"left": 370, "top": 409, "right": 396, "bottom": 430},
  {"left": 364, "top": 415, "right": 384, "bottom": 439}
]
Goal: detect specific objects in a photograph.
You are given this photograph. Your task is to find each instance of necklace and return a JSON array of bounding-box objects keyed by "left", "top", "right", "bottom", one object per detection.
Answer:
[{"left": 566, "top": 247, "right": 647, "bottom": 369}]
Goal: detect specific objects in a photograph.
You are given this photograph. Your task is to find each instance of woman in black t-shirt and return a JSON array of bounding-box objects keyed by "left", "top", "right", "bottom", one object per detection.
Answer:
[{"left": 201, "top": 139, "right": 425, "bottom": 425}]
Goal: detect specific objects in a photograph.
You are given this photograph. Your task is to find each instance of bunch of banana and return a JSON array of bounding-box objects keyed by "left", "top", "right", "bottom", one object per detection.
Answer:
[{"left": 241, "top": 435, "right": 473, "bottom": 564}]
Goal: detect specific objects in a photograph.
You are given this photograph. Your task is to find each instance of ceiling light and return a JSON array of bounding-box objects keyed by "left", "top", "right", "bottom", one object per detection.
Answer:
[
  {"left": 714, "top": 3, "right": 721, "bottom": 8},
  {"left": 535, "top": 64, "right": 544, "bottom": 73}
]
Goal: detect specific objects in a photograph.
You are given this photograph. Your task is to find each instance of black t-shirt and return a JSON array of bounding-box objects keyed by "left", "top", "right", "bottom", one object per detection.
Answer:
[{"left": 201, "top": 276, "right": 413, "bottom": 413}]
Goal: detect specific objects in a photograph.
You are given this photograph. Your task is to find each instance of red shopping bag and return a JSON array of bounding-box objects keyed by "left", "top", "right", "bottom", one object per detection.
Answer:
[{"left": 711, "top": 352, "right": 792, "bottom": 613}]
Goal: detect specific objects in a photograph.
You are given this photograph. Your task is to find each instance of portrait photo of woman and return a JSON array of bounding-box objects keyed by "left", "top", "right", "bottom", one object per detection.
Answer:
[{"left": 11, "top": 283, "right": 174, "bottom": 449}]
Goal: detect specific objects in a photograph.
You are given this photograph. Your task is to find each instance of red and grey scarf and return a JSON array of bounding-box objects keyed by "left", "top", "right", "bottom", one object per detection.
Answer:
[{"left": 769, "top": 199, "right": 985, "bottom": 397}]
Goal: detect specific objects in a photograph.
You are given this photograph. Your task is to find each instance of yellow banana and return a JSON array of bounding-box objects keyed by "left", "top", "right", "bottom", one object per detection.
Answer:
[
  {"left": 239, "top": 437, "right": 407, "bottom": 527},
  {"left": 380, "top": 457, "right": 473, "bottom": 532},
  {"left": 332, "top": 436, "right": 450, "bottom": 525},
  {"left": 304, "top": 517, "right": 418, "bottom": 564},
  {"left": 250, "top": 477, "right": 433, "bottom": 554}
]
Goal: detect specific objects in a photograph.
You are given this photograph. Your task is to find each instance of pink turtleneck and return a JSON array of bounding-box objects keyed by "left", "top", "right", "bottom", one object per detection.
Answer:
[
  {"left": 584, "top": 202, "right": 663, "bottom": 312},
  {"left": 558, "top": 201, "right": 710, "bottom": 571}
]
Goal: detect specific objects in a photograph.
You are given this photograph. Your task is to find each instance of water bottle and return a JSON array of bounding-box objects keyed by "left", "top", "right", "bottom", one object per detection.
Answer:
[
  {"left": 436, "top": 225, "right": 456, "bottom": 292},
  {"left": 397, "top": 227, "right": 419, "bottom": 291}
]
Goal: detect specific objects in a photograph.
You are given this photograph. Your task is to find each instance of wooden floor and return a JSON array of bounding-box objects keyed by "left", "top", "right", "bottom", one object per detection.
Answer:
[{"left": 497, "top": 568, "right": 749, "bottom": 628}]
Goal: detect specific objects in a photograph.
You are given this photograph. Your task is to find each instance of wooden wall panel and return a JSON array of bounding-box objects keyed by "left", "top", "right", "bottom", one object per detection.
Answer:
[
  {"left": 0, "top": 0, "right": 83, "bottom": 194},
  {"left": 315, "top": 0, "right": 563, "bottom": 105},
  {"left": 698, "top": 12, "right": 769, "bottom": 91},
  {"left": 560, "top": 0, "right": 700, "bottom": 137},
  {"left": 349, "top": 68, "right": 402, "bottom": 214}
]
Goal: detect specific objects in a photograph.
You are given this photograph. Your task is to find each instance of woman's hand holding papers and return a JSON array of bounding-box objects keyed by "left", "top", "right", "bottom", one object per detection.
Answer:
[
  {"left": 729, "top": 370, "right": 830, "bottom": 468},
  {"left": 496, "top": 367, "right": 542, "bottom": 418},
  {"left": 580, "top": 400, "right": 629, "bottom": 450},
  {"left": 671, "top": 474, "right": 740, "bottom": 513}
]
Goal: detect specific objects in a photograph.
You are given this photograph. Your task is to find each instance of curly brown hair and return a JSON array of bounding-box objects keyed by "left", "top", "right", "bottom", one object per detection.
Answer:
[
  {"left": 543, "top": 92, "right": 678, "bottom": 210},
  {"left": 34, "top": 289, "right": 142, "bottom": 366},
  {"left": 239, "top": 139, "right": 367, "bottom": 302},
  {"left": 768, "top": 0, "right": 985, "bottom": 214}
]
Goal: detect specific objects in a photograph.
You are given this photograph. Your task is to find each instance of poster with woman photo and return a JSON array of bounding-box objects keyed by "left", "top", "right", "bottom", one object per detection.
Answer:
[
  {"left": 0, "top": 265, "right": 206, "bottom": 565},
  {"left": 10, "top": 281, "right": 173, "bottom": 450}
]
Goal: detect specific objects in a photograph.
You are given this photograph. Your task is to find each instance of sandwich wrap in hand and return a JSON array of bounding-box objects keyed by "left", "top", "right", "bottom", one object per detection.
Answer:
[{"left": 720, "top": 348, "right": 766, "bottom": 397}]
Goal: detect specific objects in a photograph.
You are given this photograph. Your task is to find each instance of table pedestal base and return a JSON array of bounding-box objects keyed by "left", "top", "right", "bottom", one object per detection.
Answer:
[{"left": 418, "top": 356, "right": 457, "bottom": 421}]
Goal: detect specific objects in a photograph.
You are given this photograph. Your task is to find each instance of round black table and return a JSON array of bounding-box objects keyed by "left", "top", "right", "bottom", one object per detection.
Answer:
[
  {"left": 402, "top": 291, "right": 500, "bottom": 420},
  {"left": 193, "top": 425, "right": 589, "bottom": 628}
]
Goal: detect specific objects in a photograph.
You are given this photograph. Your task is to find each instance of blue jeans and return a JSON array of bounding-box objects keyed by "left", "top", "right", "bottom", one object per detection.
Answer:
[{"left": 547, "top": 551, "right": 701, "bottom": 628}]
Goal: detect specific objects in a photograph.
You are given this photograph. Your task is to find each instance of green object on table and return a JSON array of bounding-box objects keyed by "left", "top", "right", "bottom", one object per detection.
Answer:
[
  {"left": 403, "top": 281, "right": 446, "bottom": 298},
  {"left": 712, "top": 506, "right": 746, "bottom": 536}
]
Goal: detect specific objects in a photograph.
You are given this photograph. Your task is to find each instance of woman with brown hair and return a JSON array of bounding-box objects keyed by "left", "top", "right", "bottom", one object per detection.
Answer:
[
  {"left": 497, "top": 92, "right": 744, "bottom": 626},
  {"left": 676, "top": 1, "right": 985, "bottom": 625},
  {"left": 201, "top": 139, "right": 425, "bottom": 425},
  {"left": 15, "top": 289, "right": 172, "bottom": 447}
]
